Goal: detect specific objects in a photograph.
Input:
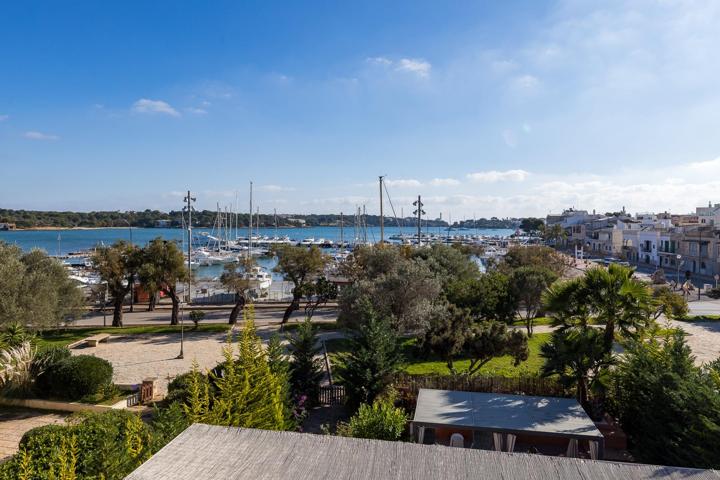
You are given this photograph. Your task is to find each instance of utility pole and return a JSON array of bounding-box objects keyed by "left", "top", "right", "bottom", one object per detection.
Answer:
[
  {"left": 413, "top": 196, "right": 425, "bottom": 246},
  {"left": 379, "top": 176, "right": 384, "bottom": 245}
]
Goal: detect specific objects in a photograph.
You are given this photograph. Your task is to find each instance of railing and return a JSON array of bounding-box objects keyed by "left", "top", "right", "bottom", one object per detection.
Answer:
[
  {"left": 126, "top": 392, "right": 141, "bottom": 407},
  {"left": 319, "top": 385, "right": 345, "bottom": 405}
]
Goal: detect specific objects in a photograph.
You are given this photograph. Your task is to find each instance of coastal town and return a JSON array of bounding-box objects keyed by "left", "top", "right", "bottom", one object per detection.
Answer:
[{"left": 3, "top": 1, "right": 720, "bottom": 478}]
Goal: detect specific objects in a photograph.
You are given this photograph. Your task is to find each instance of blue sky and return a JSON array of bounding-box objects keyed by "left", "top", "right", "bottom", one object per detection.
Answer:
[{"left": 2, "top": 0, "right": 720, "bottom": 218}]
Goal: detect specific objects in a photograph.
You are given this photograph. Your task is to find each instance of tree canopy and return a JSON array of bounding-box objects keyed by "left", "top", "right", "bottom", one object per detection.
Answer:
[{"left": 0, "top": 242, "right": 84, "bottom": 330}]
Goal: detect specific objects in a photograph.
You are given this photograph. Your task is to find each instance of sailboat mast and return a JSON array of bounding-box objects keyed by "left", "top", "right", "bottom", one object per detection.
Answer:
[
  {"left": 248, "top": 181, "right": 253, "bottom": 259},
  {"left": 379, "top": 176, "right": 384, "bottom": 245},
  {"left": 340, "top": 212, "right": 344, "bottom": 247},
  {"left": 274, "top": 208, "right": 278, "bottom": 238}
]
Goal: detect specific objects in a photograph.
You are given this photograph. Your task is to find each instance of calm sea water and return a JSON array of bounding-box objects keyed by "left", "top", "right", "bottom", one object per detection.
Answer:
[
  {"left": 0, "top": 226, "right": 514, "bottom": 256},
  {"left": 0, "top": 226, "right": 513, "bottom": 279}
]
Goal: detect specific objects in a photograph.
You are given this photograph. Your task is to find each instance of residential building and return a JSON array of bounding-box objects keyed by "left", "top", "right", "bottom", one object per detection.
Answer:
[
  {"left": 696, "top": 202, "right": 720, "bottom": 226},
  {"left": 546, "top": 209, "right": 601, "bottom": 247},
  {"left": 679, "top": 225, "right": 720, "bottom": 280}
]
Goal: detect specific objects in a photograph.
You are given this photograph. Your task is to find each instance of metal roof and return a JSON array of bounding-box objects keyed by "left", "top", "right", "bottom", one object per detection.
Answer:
[
  {"left": 412, "top": 389, "right": 603, "bottom": 440},
  {"left": 126, "top": 424, "right": 719, "bottom": 480}
]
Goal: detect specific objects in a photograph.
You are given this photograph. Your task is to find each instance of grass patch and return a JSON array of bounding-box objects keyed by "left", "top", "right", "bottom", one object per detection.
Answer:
[
  {"left": 325, "top": 332, "right": 551, "bottom": 378},
  {"left": 511, "top": 317, "right": 553, "bottom": 327},
  {"left": 282, "top": 321, "right": 341, "bottom": 332},
  {"left": 677, "top": 315, "right": 720, "bottom": 322},
  {"left": 37, "top": 324, "right": 231, "bottom": 349}
]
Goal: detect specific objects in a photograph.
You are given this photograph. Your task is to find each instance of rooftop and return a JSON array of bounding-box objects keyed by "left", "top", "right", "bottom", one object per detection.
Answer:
[
  {"left": 126, "top": 424, "right": 719, "bottom": 480},
  {"left": 412, "top": 389, "right": 603, "bottom": 440}
]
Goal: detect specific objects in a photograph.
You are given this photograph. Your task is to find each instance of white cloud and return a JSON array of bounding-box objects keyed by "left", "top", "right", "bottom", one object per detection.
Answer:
[
  {"left": 185, "top": 107, "right": 208, "bottom": 115},
  {"left": 467, "top": 169, "right": 529, "bottom": 183},
  {"left": 396, "top": 58, "right": 431, "bottom": 77},
  {"left": 366, "top": 56, "right": 392, "bottom": 66},
  {"left": 132, "top": 98, "right": 180, "bottom": 117},
  {"left": 429, "top": 178, "right": 461, "bottom": 187},
  {"left": 688, "top": 157, "right": 720, "bottom": 171},
  {"left": 366, "top": 56, "right": 431, "bottom": 78},
  {"left": 24, "top": 131, "right": 59, "bottom": 141},
  {"left": 0, "top": 114, "right": 9, "bottom": 122},
  {"left": 256, "top": 184, "right": 296, "bottom": 192},
  {"left": 384, "top": 179, "right": 423, "bottom": 188},
  {"left": 511, "top": 74, "right": 539, "bottom": 91}
]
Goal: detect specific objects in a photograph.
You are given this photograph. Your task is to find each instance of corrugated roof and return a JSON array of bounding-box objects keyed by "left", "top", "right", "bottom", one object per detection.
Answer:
[
  {"left": 126, "top": 424, "right": 719, "bottom": 480},
  {"left": 412, "top": 389, "right": 603, "bottom": 440}
]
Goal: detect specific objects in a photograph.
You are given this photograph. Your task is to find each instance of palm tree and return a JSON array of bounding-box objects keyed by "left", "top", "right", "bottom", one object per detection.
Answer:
[
  {"left": 543, "top": 263, "right": 654, "bottom": 354},
  {"left": 541, "top": 263, "right": 654, "bottom": 407},
  {"left": 541, "top": 223, "right": 567, "bottom": 245}
]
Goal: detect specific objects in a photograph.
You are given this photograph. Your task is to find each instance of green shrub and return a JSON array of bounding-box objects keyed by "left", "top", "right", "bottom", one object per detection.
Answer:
[
  {"left": 148, "top": 402, "right": 190, "bottom": 453},
  {"left": 189, "top": 310, "right": 206, "bottom": 328},
  {"left": 165, "top": 370, "right": 210, "bottom": 405},
  {"left": 707, "top": 287, "right": 720, "bottom": 299},
  {"left": 338, "top": 394, "right": 407, "bottom": 441},
  {"left": 39, "top": 355, "right": 113, "bottom": 400}
]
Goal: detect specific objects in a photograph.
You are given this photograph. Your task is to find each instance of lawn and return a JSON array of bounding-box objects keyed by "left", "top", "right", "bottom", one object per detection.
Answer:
[
  {"left": 324, "top": 332, "right": 551, "bottom": 378},
  {"left": 37, "top": 324, "right": 231, "bottom": 349},
  {"left": 677, "top": 314, "right": 720, "bottom": 322},
  {"left": 511, "top": 317, "right": 554, "bottom": 327}
]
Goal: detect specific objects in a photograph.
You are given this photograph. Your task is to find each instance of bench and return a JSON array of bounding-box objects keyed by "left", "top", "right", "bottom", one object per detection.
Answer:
[{"left": 68, "top": 333, "right": 111, "bottom": 349}]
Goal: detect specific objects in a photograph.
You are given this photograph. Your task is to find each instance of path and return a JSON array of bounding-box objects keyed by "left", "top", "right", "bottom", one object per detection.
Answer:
[
  {"left": 71, "top": 331, "right": 233, "bottom": 395},
  {"left": 74, "top": 307, "right": 338, "bottom": 327},
  {"left": 0, "top": 409, "right": 68, "bottom": 460}
]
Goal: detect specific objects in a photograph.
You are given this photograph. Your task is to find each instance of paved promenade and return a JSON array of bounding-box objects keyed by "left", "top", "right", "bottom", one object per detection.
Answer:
[{"left": 0, "top": 409, "right": 68, "bottom": 460}]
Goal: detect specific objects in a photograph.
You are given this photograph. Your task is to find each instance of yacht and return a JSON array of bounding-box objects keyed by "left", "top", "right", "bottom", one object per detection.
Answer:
[{"left": 244, "top": 266, "right": 273, "bottom": 291}]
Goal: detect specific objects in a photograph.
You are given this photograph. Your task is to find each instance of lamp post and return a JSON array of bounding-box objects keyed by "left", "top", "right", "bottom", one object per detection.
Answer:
[
  {"left": 698, "top": 228, "right": 703, "bottom": 300},
  {"left": 676, "top": 254, "right": 682, "bottom": 290},
  {"left": 177, "top": 301, "right": 185, "bottom": 360},
  {"left": 117, "top": 219, "right": 135, "bottom": 312}
]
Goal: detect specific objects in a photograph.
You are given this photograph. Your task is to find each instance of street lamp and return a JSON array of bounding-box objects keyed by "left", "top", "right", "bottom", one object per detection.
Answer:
[
  {"left": 117, "top": 218, "right": 135, "bottom": 312},
  {"left": 676, "top": 254, "right": 682, "bottom": 290},
  {"left": 177, "top": 302, "right": 185, "bottom": 360}
]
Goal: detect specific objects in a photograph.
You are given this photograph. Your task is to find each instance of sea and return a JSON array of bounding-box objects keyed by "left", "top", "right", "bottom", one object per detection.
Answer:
[{"left": 0, "top": 226, "right": 514, "bottom": 280}]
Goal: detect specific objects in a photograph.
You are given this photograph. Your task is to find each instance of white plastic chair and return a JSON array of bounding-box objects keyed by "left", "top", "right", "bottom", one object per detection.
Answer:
[{"left": 450, "top": 433, "right": 465, "bottom": 448}]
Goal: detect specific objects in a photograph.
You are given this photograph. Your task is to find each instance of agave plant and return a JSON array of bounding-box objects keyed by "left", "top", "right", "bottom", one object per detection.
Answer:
[{"left": 0, "top": 341, "right": 41, "bottom": 396}]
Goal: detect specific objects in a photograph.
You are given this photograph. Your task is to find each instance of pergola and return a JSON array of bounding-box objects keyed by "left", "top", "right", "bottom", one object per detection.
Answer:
[{"left": 411, "top": 389, "right": 605, "bottom": 459}]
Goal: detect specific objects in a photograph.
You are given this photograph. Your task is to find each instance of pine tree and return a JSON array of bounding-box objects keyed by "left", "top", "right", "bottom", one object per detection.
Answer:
[
  {"left": 184, "top": 305, "right": 291, "bottom": 430},
  {"left": 338, "top": 303, "right": 403, "bottom": 410},
  {"left": 288, "top": 318, "right": 324, "bottom": 406}
]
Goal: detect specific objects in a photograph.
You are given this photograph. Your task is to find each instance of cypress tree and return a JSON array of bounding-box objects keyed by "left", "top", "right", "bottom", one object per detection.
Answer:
[{"left": 288, "top": 318, "right": 324, "bottom": 406}]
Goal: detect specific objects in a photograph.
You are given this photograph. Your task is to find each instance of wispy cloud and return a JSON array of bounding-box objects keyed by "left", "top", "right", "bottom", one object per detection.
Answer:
[
  {"left": 185, "top": 107, "right": 208, "bottom": 115},
  {"left": 132, "top": 98, "right": 180, "bottom": 117},
  {"left": 467, "top": 169, "right": 529, "bottom": 183},
  {"left": 0, "top": 114, "right": 9, "bottom": 122},
  {"left": 256, "top": 184, "right": 296, "bottom": 192},
  {"left": 396, "top": 58, "right": 431, "bottom": 77},
  {"left": 24, "top": 131, "right": 59, "bottom": 141},
  {"left": 366, "top": 56, "right": 432, "bottom": 78},
  {"left": 384, "top": 178, "right": 423, "bottom": 188},
  {"left": 429, "top": 178, "right": 461, "bottom": 186}
]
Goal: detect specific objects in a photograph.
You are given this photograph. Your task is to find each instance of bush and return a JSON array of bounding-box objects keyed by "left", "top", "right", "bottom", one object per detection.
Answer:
[
  {"left": 38, "top": 355, "right": 113, "bottom": 400},
  {"left": 609, "top": 332, "right": 720, "bottom": 468},
  {"left": 338, "top": 394, "right": 407, "bottom": 441},
  {"left": 189, "top": 310, "right": 206, "bottom": 328},
  {"left": 165, "top": 370, "right": 210, "bottom": 405},
  {"left": 707, "top": 287, "right": 720, "bottom": 299},
  {"left": 0, "top": 410, "right": 151, "bottom": 480}
]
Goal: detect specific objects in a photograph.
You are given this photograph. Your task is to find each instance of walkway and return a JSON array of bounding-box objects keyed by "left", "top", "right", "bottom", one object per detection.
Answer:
[{"left": 0, "top": 409, "right": 68, "bottom": 460}]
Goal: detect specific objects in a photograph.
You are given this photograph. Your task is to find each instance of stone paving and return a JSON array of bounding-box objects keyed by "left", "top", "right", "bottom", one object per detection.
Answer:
[
  {"left": 0, "top": 409, "right": 69, "bottom": 460},
  {"left": 71, "top": 331, "right": 236, "bottom": 395}
]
